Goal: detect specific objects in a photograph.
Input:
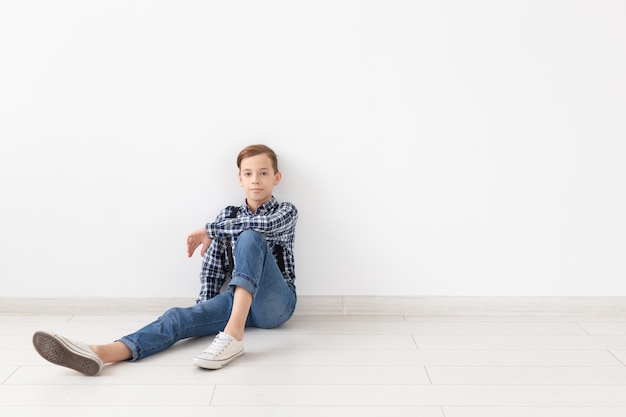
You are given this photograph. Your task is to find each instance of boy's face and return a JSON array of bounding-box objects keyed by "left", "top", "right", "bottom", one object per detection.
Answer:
[{"left": 238, "top": 154, "right": 281, "bottom": 209}]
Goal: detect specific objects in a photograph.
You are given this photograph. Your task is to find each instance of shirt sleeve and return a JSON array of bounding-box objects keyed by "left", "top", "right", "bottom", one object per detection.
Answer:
[{"left": 205, "top": 202, "right": 298, "bottom": 240}]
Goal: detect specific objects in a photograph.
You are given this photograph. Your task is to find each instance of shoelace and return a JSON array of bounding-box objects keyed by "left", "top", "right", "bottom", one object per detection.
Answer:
[
  {"left": 203, "top": 333, "right": 231, "bottom": 355},
  {"left": 61, "top": 336, "right": 98, "bottom": 358}
]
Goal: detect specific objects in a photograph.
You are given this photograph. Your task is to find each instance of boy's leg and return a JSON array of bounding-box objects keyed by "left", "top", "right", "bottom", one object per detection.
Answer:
[
  {"left": 223, "top": 286, "right": 252, "bottom": 341},
  {"left": 91, "top": 341, "right": 132, "bottom": 363},
  {"left": 33, "top": 291, "right": 236, "bottom": 375},
  {"left": 120, "top": 230, "right": 293, "bottom": 364},
  {"left": 193, "top": 286, "right": 250, "bottom": 369},
  {"left": 33, "top": 292, "right": 235, "bottom": 375},
  {"left": 34, "top": 230, "right": 297, "bottom": 374},
  {"left": 115, "top": 291, "right": 235, "bottom": 361},
  {"left": 229, "top": 230, "right": 297, "bottom": 329},
  {"left": 193, "top": 230, "right": 295, "bottom": 370}
]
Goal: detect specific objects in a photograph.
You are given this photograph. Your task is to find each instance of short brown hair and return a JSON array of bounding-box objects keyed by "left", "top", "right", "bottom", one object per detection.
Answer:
[{"left": 237, "top": 144, "right": 279, "bottom": 173}]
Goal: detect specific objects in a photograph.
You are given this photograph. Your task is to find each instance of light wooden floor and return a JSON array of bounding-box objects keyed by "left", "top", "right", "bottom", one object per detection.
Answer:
[{"left": 2, "top": 297, "right": 626, "bottom": 416}]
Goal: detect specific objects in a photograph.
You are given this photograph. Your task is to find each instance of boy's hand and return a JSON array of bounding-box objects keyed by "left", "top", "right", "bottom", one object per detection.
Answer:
[{"left": 186, "top": 228, "right": 212, "bottom": 258}]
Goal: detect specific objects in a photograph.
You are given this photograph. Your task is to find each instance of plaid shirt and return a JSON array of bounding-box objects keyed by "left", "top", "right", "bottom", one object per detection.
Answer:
[{"left": 196, "top": 196, "right": 298, "bottom": 302}]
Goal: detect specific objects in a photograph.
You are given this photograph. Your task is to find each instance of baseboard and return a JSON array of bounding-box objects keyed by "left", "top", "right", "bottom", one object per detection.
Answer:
[
  {"left": 2, "top": 296, "right": 626, "bottom": 316},
  {"left": 309, "top": 296, "right": 626, "bottom": 316}
]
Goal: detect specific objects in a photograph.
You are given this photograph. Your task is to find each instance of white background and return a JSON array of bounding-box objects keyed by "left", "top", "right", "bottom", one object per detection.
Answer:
[{"left": 1, "top": 1, "right": 625, "bottom": 298}]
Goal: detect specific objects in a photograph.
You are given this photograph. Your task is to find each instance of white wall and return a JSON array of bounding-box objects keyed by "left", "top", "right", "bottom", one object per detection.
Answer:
[{"left": 1, "top": 1, "right": 625, "bottom": 298}]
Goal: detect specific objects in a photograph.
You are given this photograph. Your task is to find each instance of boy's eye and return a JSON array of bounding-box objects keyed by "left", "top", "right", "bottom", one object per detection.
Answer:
[{"left": 242, "top": 171, "right": 269, "bottom": 177}]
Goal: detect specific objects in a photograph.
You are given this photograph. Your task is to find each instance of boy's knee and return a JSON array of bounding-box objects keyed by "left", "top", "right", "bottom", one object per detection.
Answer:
[
  {"left": 239, "top": 229, "right": 261, "bottom": 238},
  {"left": 237, "top": 229, "right": 263, "bottom": 244}
]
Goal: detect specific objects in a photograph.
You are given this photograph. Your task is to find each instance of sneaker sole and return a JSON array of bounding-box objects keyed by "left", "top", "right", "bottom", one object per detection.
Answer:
[
  {"left": 32, "top": 331, "right": 102, "bottom": 376},
  {"left": 192, "top": 350, "right": 244, "bottom": 370}
]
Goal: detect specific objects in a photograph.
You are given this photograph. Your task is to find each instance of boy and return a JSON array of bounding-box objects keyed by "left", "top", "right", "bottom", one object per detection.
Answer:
[{"left": 32, "top": 144, "right": 298, "bottom": 375}]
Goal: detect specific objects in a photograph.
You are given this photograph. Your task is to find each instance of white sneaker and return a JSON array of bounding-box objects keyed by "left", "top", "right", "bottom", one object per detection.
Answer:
[
  {"left": 32, "top": 330, "right": 103, "bottom": 376},
  {"left": 193, "top": 332, "right": 244, "bottom": 369}
]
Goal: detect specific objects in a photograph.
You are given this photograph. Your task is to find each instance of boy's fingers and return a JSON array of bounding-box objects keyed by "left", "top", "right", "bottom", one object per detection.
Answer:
[{"left": 186, "top": 239, "right": 197, "bottom": 257}]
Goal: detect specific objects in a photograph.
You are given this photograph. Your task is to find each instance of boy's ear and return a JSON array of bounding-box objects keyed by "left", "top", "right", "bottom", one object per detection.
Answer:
[{"left": 274, "top": 171, "right": 282, "bottom": 185}]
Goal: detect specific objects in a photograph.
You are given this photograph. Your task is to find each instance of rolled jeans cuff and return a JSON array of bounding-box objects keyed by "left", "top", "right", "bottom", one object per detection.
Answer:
[
  {"left": 116, "top": 337, "right": 141, "bottom": 362},
  {"left": 229, "top": 273, "right": 258, "bottom": 298}
]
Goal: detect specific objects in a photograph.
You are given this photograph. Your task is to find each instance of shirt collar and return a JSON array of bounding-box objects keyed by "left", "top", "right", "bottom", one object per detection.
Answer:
[{"left": 242, "top": 196, "right": 277, "bottom": 215}]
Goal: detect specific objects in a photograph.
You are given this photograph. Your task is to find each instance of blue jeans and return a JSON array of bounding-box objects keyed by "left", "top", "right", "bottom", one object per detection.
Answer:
[{"left": 118, "top": 230, "right": 297, "bottom": 361}]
